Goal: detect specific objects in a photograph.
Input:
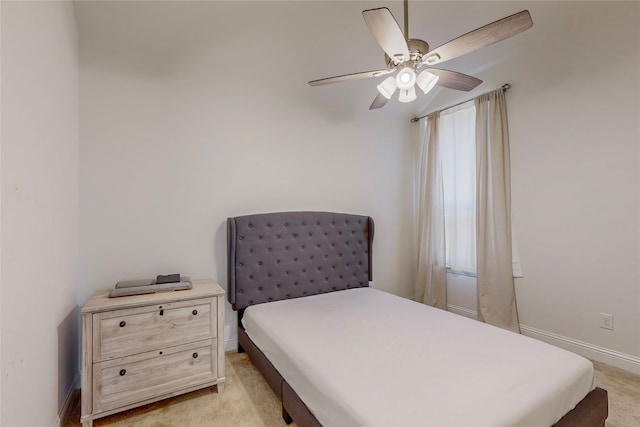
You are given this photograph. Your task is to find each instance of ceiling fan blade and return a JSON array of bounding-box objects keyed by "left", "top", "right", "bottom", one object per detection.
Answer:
[
  {"left": 420, "top": 10, "right": 533, "bottom": 67},
  {"left": 369, "top": 93, "right": 389, "bottom": 110},
  {"left": 428, "top": 68, "right": 482, "bottom": 91},
  {"left": 362, "top": 8, "right": 410, "bottom": 64},
  {"left": 309, "top": 69, "right": 393, "bottom": 86}
]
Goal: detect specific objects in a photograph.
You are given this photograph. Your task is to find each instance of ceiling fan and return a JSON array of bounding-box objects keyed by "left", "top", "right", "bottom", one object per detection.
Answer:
[{"left": 309, "top": 1, "right": 533, "bottom": 110}]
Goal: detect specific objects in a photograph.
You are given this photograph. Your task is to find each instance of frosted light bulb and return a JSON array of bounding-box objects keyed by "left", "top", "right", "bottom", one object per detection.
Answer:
[{"left": 395, "top": 67, "right": 416, "bottom": 90}]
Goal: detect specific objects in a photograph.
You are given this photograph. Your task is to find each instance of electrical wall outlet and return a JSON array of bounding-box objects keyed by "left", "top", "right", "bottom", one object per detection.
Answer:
[{"left": 600, "top": 313, "right": 614, "bottom": 330}]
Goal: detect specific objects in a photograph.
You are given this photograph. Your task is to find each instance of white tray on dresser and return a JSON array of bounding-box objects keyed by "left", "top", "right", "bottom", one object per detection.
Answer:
[{"left": 80, "top": 279, "right": 225, "bottom": 427}]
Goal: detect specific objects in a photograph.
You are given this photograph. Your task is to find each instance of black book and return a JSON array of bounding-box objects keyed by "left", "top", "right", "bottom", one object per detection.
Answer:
[{"left": 156, "top": 274, "right": 181, "bottom": 284}]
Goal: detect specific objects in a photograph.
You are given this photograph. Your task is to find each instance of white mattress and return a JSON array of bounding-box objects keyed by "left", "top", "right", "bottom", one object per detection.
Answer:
[{"left": 242, "top": 287, "right": 595, "bottom": 427}]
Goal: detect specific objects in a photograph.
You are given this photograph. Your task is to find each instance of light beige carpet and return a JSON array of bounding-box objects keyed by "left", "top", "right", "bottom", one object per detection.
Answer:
[
  {"left": 67, "top": 352, "right": 639, "bottom": 426},
  {"left": 592, "top": 360, "right": 640, "bottom": 427},
  {"left": 67, "top": 351, "right": 295, "bottom": 427}
]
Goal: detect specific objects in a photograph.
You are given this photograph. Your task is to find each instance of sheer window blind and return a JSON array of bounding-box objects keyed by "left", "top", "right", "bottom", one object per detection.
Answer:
[{"left": 439, "top": 104, "right": 476, "bottom": 274}]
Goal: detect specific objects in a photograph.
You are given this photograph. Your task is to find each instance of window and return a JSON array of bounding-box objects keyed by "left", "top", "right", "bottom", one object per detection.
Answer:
[{"left": 439, "top": 103, "right": 476, "bottom": 275}]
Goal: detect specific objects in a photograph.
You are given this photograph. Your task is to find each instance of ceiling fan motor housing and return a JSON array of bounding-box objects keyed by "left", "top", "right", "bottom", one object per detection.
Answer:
[{"left": 385, "top": 39, "right": 430, "bottom": 69}]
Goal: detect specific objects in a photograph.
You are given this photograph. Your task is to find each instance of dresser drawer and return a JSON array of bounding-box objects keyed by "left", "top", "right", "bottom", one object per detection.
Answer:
[
  {"left": 94, "top": 297, "right": 215, "bottom": 361},
  {"left": 81, "top": 281, "right": 226, "bottom": 427},
  {"left": 93, "top": 339, "right": 217, "bottom": 413}
]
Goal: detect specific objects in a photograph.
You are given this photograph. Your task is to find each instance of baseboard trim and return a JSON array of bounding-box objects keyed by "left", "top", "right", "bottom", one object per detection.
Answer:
[
  {"left": 520, "top": 324, "right": 640, "bottom": 375},
  {"left": 225, "top": 335, "right": 238, "bottom": 353},
  {"left": 447, "top": 304, "right": 640, "bottom": 374},
  {"left": 447, "top": 303, "right": 477, "bottom": 320},
  {"left": 53, "top": 373, "right": 80, "bottom": 427}
]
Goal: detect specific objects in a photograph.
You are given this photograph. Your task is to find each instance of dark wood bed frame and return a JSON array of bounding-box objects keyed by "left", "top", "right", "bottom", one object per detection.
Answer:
[{"left": 227, "top": 211, "right": 608, "bottom": 427}]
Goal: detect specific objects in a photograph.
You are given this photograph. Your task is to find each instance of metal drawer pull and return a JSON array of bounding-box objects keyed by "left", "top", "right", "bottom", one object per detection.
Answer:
[
  {"left": 119, "top": 369, "right": 126, "bottom": 376},
  {"left": 192, "top": 310, "right": 198, "bottom": 315},
  {"left": 192, "top": 352, "right": 198, "bottom": 359},
  {"left": 159, "top": 309, "right": 164, "bottom": 316},
  {"left": 119, "top": 321, "right": 126, "bottom": 327}
]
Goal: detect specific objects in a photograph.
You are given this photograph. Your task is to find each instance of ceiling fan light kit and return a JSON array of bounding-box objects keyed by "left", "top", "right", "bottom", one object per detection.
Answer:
[
  {"left": 377, "top": 76, "right": 398, "bottom": 99},
  {"left": 416, "top": 70, "right": 439, "bottom": 94},
  {"left": 399, "top": 86, "right": 417, "bottom": 103},
  {"left": 309, "top": 1, "right": 533, "bottom": 110},
  {"left": 395, "top": 67, "right": 417, "bottom": 90}
]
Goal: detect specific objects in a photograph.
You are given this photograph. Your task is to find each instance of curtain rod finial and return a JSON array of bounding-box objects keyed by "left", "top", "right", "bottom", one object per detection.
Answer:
[{"left": 502, "top": 83, "right": 511, "bottom": 91}]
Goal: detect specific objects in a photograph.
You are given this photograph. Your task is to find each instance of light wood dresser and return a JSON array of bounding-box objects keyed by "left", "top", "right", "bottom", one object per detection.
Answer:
[{"left": 80, "top": 279, "right": 225, "bottom": 427}]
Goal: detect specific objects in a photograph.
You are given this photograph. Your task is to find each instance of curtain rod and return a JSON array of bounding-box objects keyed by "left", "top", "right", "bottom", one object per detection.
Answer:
[{"left": 410, "top": 83, "right": 511, "bottom": 123}]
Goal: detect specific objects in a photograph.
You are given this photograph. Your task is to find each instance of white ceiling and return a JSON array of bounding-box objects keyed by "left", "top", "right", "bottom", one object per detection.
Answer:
[{"left": 73, "top": 1, "right": 621, "bottom": 117}]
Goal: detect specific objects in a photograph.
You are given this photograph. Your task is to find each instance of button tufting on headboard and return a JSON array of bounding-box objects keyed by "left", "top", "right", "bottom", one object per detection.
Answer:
[{"left": 227, "top": 211, "right": 374, "bottom": 311}]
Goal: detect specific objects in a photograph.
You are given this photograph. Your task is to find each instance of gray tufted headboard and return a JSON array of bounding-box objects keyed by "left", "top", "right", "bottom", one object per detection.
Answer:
[{"left": 227, "top": 211, "right": 374, "bottom": 311}]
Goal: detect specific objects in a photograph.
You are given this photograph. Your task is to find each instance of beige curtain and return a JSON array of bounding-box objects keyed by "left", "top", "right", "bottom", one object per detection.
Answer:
[
  {"left": 475, "top": 89, "right": 520, "bottom": 333},
  {"left": 415, "top": 113, "right": 447, "bottom": 309}
]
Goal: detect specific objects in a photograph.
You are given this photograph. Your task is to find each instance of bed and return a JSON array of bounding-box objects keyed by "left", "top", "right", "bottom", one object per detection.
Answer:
[{"left": 227, "top": 211, "right": 608, "bottom": 427}]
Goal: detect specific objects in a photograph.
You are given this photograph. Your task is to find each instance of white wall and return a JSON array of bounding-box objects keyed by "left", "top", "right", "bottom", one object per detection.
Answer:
[
  {"left": 0, "top": 2, "right": 3, "bottom": 420},
  {"left": 1, "top": 1, "right": 80, "bottom": 425},
  {"left": 78, "top": 1, "right": 639, "bottom": 373},
  {"left": 428, "top": 1, "right": 640, "bottom": 373},
  {"left": 78, "top": 3, "right": 416, "bottom": 349},
  {"left": 0, "top": 2, "right": 4, "bottom": 420},
  {"left": 0, "top": 2, "right": 635, "bottom": 424},
  {"left": 510, "top": 1, "right": 639, "bottom": 372}
]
